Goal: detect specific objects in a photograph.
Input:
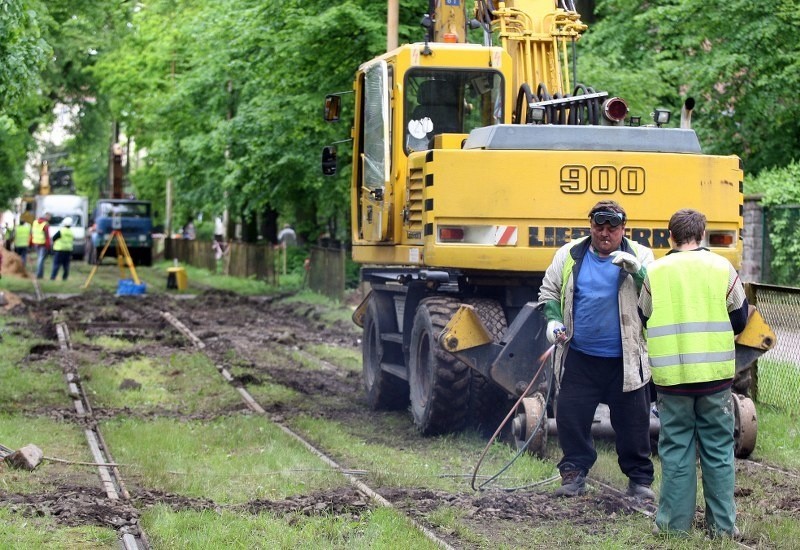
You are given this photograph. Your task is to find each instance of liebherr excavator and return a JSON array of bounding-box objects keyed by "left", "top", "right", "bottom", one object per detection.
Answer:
[{"left": 323, "top": 0, "right": 775, "bottom": 457}]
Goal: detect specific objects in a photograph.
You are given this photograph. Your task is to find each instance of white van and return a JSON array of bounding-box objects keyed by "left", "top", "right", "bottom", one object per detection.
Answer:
[{"left": 34, "top": 194, "right": 89, "bottom": 259}]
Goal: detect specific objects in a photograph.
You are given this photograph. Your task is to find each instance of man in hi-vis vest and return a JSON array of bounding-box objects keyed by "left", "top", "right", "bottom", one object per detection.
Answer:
[
  {"left": 14, "top": 219, "right": 31, "bottom": 265},
  {"left": 51, "top": 217, "right": 75, "bottom": 281},
  {"left": 29, "top": 212, "right": 52, "bottom": 279},
  {"left": 638, "top": 209, "right": 748, "bottom": 539}
]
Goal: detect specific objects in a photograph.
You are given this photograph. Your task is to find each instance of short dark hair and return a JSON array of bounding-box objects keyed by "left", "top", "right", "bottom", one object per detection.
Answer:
[
  {"left": 668, "top": 209, "right": 705, "bottom": 245},
  {"left": 588, "top": 200, "right": 626, "bottom": 222}
]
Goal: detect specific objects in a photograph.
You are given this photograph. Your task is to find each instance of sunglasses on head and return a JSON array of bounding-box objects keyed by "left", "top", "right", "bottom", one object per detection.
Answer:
[{"left": 591, "top": 211, "right": 625, "bottom": 227}]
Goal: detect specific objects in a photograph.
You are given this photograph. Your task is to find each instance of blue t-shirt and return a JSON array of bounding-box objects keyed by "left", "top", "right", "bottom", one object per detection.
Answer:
[{"left": 570, "top": 251, "right": 622, "bottom": 357}]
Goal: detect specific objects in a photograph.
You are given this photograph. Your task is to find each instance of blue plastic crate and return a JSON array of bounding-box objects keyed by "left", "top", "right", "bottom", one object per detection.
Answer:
[{"left": 117, "top": 279, "right": 147, "bottom": 296}]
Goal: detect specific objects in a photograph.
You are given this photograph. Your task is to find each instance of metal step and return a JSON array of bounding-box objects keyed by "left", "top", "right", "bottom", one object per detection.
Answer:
[
  {"left": 381, "top": 332, "right": 403, "bottom": 344},
  {"left": 381, "top": 362, "right": 407, "bottom": 380}
]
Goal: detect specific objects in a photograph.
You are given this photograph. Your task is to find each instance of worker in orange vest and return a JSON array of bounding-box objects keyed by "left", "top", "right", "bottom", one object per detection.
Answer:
[{"left": 30, "top": 212, "right": 52, "bottom": 279}]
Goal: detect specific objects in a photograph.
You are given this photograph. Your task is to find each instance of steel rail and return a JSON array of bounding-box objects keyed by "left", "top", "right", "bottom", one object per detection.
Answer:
[
  {"left": 161, "top": 310, "right": 457, "bottom": 550},
  {"left": 53, "top": 311, "right": 150, "bottom": 550}
]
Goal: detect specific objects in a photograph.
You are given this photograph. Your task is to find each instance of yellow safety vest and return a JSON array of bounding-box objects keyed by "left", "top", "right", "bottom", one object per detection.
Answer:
[
  {"left": 53, "top": 228, "right": 74, "bottom": 252},
  {"left": 646, "top": 251, "right": 735, "bottom": 386},
  {"left": 31, "top": 220, "right": 48, "bottom": 245},
  {"left": 14, "top": 224, "right": 30, "bottom": 247}
]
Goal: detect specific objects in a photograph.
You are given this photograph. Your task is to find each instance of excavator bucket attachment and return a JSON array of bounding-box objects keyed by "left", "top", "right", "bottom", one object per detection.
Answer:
[{"left": 734, "top": 307, "right": 776, "bottom": 373}]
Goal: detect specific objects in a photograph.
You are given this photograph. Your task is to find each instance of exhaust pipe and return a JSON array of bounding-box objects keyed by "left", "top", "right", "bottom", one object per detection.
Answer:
[{"left": 680, "top": 97, "right": 695, "bottom": 129}]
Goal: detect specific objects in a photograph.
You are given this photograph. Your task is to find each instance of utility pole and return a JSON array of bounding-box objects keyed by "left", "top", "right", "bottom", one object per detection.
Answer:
[{"left": 387, "top": 0, "right": 399, "bottom": 51}]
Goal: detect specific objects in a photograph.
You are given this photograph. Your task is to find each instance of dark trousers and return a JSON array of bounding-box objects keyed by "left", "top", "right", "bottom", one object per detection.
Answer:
[
  {"left": 16, "top": 246, "right": 28, "bottom": 264},
  {"left": 556, "top": 347, "right": 654, "bottom": 486},
  {"left": 51, "top": 251, "right": 72, "bottom": 281}
]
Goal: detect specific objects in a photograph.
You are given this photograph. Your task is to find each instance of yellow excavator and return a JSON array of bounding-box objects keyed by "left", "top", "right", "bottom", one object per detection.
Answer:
[{"left": 324, "top": 0, "right": 774, "bottom": 457}]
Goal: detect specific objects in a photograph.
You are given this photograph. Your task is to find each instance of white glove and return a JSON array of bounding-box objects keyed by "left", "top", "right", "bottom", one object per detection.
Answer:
[
  {"left": 610, "top": 251, "right": 642, "bottom": 274},
  {"left": 547, "top": 320, "right": 567, "bottom": 344}
]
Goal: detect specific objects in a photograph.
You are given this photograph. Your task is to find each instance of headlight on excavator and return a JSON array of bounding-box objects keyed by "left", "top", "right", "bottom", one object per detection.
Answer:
[{"left": 602, "top": 97, "right": 629, "bottom": 123}]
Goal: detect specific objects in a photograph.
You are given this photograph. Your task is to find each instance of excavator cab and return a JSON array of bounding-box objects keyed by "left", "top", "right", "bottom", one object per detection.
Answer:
[{"left": 404, "top": 69, "right": 503, "bottom": 152}]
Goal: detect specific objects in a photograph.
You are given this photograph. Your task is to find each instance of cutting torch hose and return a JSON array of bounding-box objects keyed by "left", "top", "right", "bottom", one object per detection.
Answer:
[{"left": 470, "top": 344, "right": 556, "bottom": 491}]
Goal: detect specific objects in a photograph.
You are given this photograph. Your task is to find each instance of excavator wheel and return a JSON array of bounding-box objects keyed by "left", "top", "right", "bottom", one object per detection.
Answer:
[
  {"left": 362, "top": 293, "right": 409, "bottom": 410},
  {"left": 732, "top": 392, "right": 757, "bottom": 458},
  {"left": 408, "top": 296, "right": 471, "bottom": 435},
  {"left": 463, "top": 298, "right": 513, "bottom": 436},
  {"left": 511, "top": 392, "right": 548, "bottom": 457}
]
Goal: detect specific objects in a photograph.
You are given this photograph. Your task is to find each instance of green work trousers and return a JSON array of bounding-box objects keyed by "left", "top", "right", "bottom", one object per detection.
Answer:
[{"left": 655, "top": 388, "right": 736, "bottom": 536}]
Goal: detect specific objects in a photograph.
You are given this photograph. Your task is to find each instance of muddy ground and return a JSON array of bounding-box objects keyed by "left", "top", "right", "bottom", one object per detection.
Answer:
[{"left": 2, "top": 289, "right": 799, "bottom": 548}]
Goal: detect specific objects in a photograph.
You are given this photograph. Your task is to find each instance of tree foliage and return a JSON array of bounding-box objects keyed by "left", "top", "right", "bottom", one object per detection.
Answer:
[
  {"left": 577, "top": 0, "right": 800, "bottom": 175},
  {"left": 2, "top": 0, "right": 798, "bottom": 243}
]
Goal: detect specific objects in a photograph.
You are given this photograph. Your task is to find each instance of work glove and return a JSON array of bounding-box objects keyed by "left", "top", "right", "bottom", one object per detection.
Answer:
[
  {"left": 610, "top": 251, "right": 642, "bottom": 274},
  {"left": 546, "top": 320, "right": 567, "bottom": 345}
]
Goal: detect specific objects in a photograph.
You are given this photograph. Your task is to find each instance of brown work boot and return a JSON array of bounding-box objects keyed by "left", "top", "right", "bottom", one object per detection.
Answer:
[{"left": 554, "top": 469, "right": 586, "bottom": 497}]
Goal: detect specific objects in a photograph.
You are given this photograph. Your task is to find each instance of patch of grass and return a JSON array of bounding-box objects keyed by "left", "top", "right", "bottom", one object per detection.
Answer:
[
  {"left": 753, "top": 403, "right": 800, "bottom": 469},
  {"left": 143, "top": 504, "right": 439, "bottom": 549},
  {"left": 81, "top": 351, "right": 243, "bottom": 413},
  {"left": 103, "top": 415, "right": 347, "bottom": 503},
  {"left": 306, "top": 343, "right": 362, "bottom": 373},
  {"left": 292, "top": 415, "right": 554, "bottom": 492},
  {"left": 0, "top": 508, "right": 117, "bottom": 549},
  {"left": 70, "top": 333, "right": 137, "bottom": 351},
  {"left": 427, "top": 506, "right": 487, "bottom": 546},
  {"left": 2, "top": 259, "right": 171, "bottom": 296},
  {"left": 0, "top": 352, "right": 65, "bottom": 413},
  {"left": 0, "top": 415, "right": 96, "bottom": 494},
  {"left": 281, "top": 290, "right": 358, "bottom": 327}
]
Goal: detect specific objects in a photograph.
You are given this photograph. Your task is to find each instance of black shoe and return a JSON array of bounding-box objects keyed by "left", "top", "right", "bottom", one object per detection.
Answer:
[
  {"left": 626, "top": 480, "right": 655, "bottom": 501},
  {"left": 554, "top": 470, "right": 586, "bottom": 497}
]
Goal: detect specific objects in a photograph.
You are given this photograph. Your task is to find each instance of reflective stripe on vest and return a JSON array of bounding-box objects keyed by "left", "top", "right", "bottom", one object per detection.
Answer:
[
  {"left": 31, "top": 220, "right": 47, "bottom": 245},
  {"left": 53, "top": 228, "right": 74, "bottom": 252},
  {"left": 14, "top": 225, "right": 30, "bottom": 247},
  {"left": 646, "top": 251, "right": 734, "bottom": 386}
]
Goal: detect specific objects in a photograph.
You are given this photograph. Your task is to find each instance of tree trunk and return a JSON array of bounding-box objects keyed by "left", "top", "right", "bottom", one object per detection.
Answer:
[
  {"left": 261, "top": 205, "right": 279, "bottom": 244},
  {"left": 241, "top": 212, "right": 258, "bottom": 243}
]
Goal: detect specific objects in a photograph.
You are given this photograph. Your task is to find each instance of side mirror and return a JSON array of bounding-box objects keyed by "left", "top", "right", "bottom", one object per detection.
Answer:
[
  {"left": 321, "top": 146, "right": 337, "bottom": 176},
  {"left": 324, "top": 95, "right": 341, "bottom": 122}
]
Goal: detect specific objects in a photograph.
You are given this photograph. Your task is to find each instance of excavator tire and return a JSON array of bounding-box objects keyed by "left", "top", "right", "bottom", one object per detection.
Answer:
[
  {"left": 408, "top": 296, "right": 471, "bottom": 435},
  {"left": 463, "top": 298, "right": 513, "bottom": 437},
  {"left": 362, "top": 293, "right": 409, "bottom": 410}
]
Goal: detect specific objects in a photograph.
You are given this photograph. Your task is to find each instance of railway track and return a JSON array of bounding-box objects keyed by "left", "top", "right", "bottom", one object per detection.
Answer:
[
  {"left": 50, "top": 308, "right": 152, "bottom": 549},
  {"left": 16, "top": 288, "right": 796, "bottom": 548}
]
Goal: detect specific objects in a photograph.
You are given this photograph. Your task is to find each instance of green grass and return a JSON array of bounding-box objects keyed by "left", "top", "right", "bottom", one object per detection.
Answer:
[
  {"left": 752, "top": 403, "right": 800, "bottom": 469},
  {"left": 102, "top": 415, "right": 348, "bottom": 503},
  {"left": 0, "top": 415, "right": 97, "bottom": 494},
  {"left": 292, "top": 414, "right": 555, "bottom": 492},
  {"left": 0, "top": 321, "right": 65, "bottom": 412},
  {"left": 306, "top": 344, "right": 362, "bottom": 373},
  {"left": 80, "top": 351, "right": 243, "bottom": 413},
  {"left": 142, "top": 505, "right": 439, "bottom": 550},
  {"left": 0, "top": 508, "right": 117, "bottom": 549}
]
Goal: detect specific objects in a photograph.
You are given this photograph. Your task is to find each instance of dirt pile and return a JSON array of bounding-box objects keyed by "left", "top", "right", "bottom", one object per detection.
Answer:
[{"left": 2, "top": 250, "right": 29, "bottom": 279}]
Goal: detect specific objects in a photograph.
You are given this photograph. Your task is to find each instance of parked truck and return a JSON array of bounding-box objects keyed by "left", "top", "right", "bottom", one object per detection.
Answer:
[
  {"left": 34, "top": 194, "right": 89, "bottom": 259},
  {"left": 86, "top": 199, "right": 153, "bottom": 267},
  {"left": 324, "top": 0, "right": 774, "bottom": 457}
]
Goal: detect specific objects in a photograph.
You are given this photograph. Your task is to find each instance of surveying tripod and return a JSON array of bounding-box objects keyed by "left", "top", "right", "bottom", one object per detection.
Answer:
[{"left": 83, "top": 230, "right": 141, "bottom": 289}]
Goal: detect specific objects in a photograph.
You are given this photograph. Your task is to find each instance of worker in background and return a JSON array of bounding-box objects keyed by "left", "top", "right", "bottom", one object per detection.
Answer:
[
  {"left": 50, "top": 217, "right": 75, "bottom": 281},
  {"left": 538, "top": 200, "right": 655, "bottom": 500},
  {"left": 30, "top": 212, "right": 52, "bottom": 279},
  {"left": 639, "top": 209, "right": 747, "bottom": 539},
  {"left": 277, "top": 223, "right": 297, "bottom": 247},
  {"left": 3, "top": 223, "right": 12, "bottom": 251},
  {"left": 14, "top": 219, "right": 30, "bottom": 265}
]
